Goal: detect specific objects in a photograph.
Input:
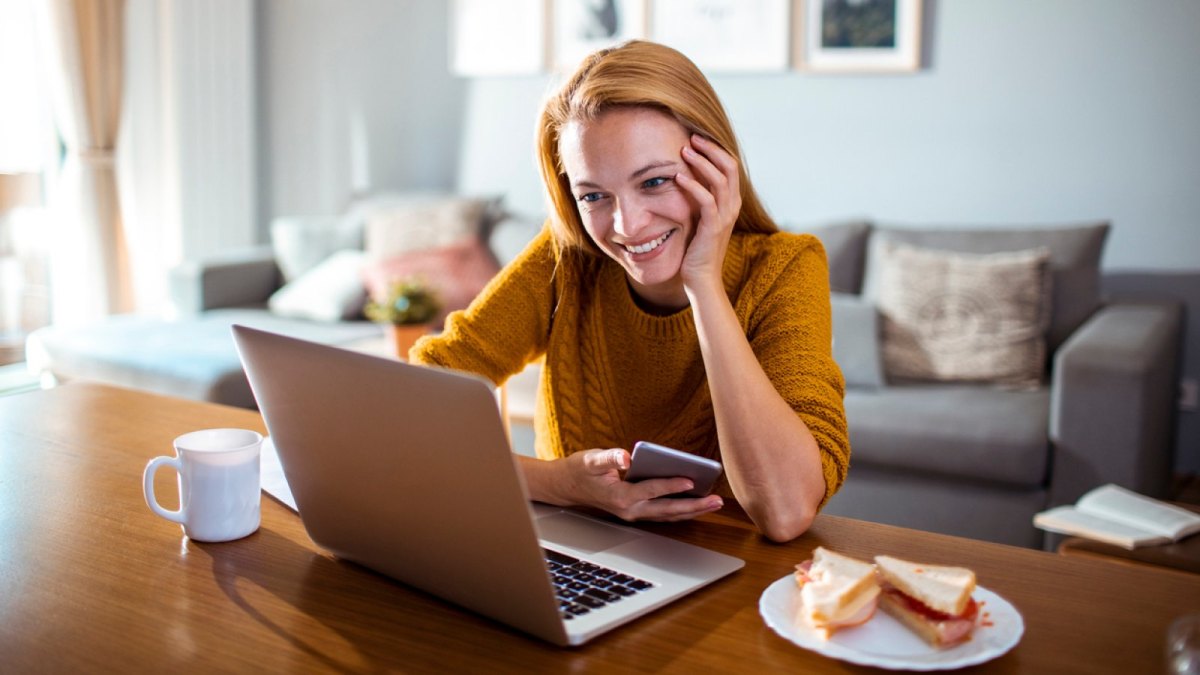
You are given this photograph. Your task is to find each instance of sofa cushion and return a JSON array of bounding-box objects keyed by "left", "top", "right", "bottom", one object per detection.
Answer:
[
  {"left": 804, "top": 220, "right": 872, "bottom": 294},
  {"left": 876, "top": 243, "right": 1052, "bottom": 387},
  {"left": 362, "top": 193, "right": 503, "bottom": 260},
  {"left": 843, "top": 383, "right": 1051, "bottom": 487},
  {"left": 270, "top": 216, "right": 362, "bottom": 282},
  {"left": 25, "top": 309, "right": 383, "bottom": 409},
  {"left": 830, "top": 292, "right": 885, "bottom": 389},
  {"left": 268, "top": 250, "right": 368, "bottom": 322},
  {"left": 862, "top": 222, "right": 1109, "bottom": 352}
]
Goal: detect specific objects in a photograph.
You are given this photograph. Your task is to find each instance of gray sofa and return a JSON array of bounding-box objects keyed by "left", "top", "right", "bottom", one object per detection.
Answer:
[
  {"left": 26, "top": 193, "right": 535, "bottom": 410},
  {"left": 813, "top": 220, "right": 1182, "bottom": 548},
  {"left": 26, "top": 214, "right": 1183, "bottom": 549}
]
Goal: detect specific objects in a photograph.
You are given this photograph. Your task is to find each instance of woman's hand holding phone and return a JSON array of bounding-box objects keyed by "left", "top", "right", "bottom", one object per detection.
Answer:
[{"left": 557, "top": 446, "right": 723, "bottom": 522}]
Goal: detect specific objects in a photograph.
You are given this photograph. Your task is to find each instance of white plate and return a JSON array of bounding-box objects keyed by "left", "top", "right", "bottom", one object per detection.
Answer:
[{"left": 759, "top": 574, "right": 1024, "bottom": 671}]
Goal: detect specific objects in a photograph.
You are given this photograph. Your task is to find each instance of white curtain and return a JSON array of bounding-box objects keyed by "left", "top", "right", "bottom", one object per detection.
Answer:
[{"left": 37, "top": 0, "right": 132, "bottom": 326}]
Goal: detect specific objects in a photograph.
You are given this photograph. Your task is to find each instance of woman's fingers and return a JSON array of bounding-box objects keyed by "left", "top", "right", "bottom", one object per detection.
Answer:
[
  {"left": 681, "top": 135, "right": 739, "bottom": 207},
  {"left": 582, "top": 447, "right": 629, "bottom": 475}
]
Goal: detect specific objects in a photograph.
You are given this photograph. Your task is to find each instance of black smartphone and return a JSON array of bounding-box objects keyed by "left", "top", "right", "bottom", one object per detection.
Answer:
[{"left": 624, "top": 441, "right": 723, "bottom": 498}]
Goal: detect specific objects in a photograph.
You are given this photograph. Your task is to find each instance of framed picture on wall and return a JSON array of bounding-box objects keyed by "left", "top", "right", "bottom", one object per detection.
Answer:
[
  {"left": 650, "top": 0, "right": 791, "bottom": 73},
  {"left": 797, "top": 0, "right": 923, "bottom": 73},
  {"left": 551, "top": 0, "right": 647, "bottom": 72},
  {"left": 451, "top": 0, "right": 547, "bottom": 76}
]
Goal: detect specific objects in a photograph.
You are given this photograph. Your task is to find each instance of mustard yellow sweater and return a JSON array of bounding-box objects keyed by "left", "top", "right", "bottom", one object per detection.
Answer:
[{"left": 412, "top": 226, "right": 849, "bottom": 505}]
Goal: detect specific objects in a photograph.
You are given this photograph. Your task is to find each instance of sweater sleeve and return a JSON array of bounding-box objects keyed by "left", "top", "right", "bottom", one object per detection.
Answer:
[
  {"left": 410, "top": 224, "right": 558, "bottom": 386},
  {"left": 743, "top": 234, "right": 850, "bottom": 508}
]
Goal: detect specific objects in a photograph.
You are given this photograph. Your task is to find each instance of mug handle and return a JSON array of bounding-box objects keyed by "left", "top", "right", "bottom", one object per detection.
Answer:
[{"left": 143, "top": 456, "right": 185, "bottom": 524}]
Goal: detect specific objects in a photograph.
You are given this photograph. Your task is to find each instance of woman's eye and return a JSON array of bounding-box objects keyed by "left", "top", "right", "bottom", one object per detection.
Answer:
[
  {"left": 642, "top": 176, "right": 670, "bottom": 189},
  {"left": 578, "top": 192, "right": 604, "bottom": 203}
]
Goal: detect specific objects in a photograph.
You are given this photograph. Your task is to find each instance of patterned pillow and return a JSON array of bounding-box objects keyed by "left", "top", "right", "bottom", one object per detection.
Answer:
[
  {"left": 363, "top": 195, "right": 500, "bottom": 260},
  {"left": 877, "top": 242, "right": 1052, "bottom": 387},
  {"left": 863, "top": 222, "right": 1108, "bottom": 353}
]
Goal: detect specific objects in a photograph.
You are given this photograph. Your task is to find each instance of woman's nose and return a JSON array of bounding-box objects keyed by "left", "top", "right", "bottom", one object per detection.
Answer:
[{"left": 612, "top": 199, "right": 649, "bottom": 237}]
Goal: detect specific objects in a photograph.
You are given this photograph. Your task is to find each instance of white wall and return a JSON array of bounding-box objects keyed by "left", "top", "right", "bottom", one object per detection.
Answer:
[
  {"left": 257, "top": 0, "right": 465, "bottom": 237},
  {"left": 456, "top": 0, "right": 1200, "bottom": 272},
  {"left": 121, "top": 0, "right": 258, "bottom": 314},
  {"left": 255, "top": 0, "right": 1200, "bottom": 472}
]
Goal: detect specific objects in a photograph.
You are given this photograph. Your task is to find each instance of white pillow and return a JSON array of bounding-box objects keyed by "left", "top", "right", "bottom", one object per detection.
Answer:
[
  {"left": 268, "top": 250, "right": 368, "bottom": 322},
  {"left": 270, "top": 216, "right": 363, "bottom": 282}
]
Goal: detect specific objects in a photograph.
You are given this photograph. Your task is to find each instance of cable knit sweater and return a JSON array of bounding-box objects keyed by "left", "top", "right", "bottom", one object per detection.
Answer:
[{"left": 412, "top": 225, "right": 849, "bottom": 505}]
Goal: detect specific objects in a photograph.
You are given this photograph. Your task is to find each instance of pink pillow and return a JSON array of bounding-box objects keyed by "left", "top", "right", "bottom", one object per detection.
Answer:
[{"left": 363, "top": 239, "right": 501, "bottom": 325}]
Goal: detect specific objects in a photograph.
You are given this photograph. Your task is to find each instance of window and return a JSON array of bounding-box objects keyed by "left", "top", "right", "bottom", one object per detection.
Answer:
[{"left": 0, "top": 0, "right": 57, "bottom": 365}]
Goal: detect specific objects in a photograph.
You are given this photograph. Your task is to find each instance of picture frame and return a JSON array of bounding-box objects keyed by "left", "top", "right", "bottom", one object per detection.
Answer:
[
  {"left": 551, "top": 0, "right": 647, "bottom": 72},
  {"left": 650, "top": 0, "right": 791, "bottom": 73},
  {"left": 451, "top": 0, "right": 547, "bottom": 76},
  {"left": 797, "top": 0, "right": 923, "bottom": 73}
]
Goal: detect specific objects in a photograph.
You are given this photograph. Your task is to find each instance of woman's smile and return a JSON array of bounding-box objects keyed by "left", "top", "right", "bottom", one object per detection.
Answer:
[{"left": 621, "top": 229, "right": 675, "bottom": 256}]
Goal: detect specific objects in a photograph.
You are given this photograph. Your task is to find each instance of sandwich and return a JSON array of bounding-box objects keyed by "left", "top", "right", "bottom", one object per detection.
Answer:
[
  {"left": 794, "top": 547, "right": 880, "bottom": 639},
  {"left": 874, "top": 554, "right": 979, "bottom": 648}
]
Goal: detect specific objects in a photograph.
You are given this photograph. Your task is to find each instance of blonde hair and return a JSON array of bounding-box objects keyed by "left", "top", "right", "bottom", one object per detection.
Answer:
[{"left": 536, "top": 40, "right": 777, "bottom": 256}]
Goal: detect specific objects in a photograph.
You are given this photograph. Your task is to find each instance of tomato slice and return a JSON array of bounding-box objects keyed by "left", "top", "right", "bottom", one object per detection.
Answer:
[{"left": 884, "top": 587, "right": 978, "bottom": 622}]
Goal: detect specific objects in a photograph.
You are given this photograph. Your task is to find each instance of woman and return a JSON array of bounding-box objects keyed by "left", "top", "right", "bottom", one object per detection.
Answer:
[{"left": 413, "top": 40, "right": 847, "bottom": 542}]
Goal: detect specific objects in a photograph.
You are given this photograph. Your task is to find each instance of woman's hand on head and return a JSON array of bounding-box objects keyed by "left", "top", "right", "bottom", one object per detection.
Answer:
[
  {"left": 563, "top": 448, "right": 724, "bottom": 522},
  {"left": 675, "top": 134, "right": 742, "bottom": 294}
]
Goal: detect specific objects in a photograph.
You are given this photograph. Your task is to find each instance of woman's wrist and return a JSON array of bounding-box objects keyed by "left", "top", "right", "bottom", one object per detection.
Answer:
[{"left": 516, "top": 454, "right": 572, "bottom": 506}]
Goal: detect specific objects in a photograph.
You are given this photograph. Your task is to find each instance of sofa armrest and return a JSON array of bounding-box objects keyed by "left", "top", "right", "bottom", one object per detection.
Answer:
[
  {"left": 169, "top": 245, "right": 282, "bottom": 313},
  {"left": 1048, "top": 300, "right": 1183, "bottom": 507}
]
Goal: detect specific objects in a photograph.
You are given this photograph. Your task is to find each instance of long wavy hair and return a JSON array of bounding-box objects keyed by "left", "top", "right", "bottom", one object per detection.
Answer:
[{"left": 536, "top": 40, "right": 778, "bottom": 257}]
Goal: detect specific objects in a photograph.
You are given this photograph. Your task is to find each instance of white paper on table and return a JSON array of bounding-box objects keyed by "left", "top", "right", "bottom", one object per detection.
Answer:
[{"left": 259, "top": 436, "right": 297, "bottom": 511}]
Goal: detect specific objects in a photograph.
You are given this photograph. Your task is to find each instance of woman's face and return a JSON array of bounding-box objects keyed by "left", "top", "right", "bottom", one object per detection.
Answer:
[{"left": 558, "top": 106, "right": 697, "bottom": 311}]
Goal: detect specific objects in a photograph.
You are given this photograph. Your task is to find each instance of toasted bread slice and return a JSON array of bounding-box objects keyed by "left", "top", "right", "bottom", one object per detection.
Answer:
[
  {"left": 874, "top": 555, "right": 976, "bottom": 616},
  {"left": 796, "top": 547, "right": 880, "bottom": 634}
]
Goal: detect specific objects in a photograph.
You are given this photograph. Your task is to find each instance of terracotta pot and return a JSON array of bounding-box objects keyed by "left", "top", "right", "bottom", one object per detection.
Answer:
[{"left": 387, "top": 323, "right": 429, "bottom": 361}]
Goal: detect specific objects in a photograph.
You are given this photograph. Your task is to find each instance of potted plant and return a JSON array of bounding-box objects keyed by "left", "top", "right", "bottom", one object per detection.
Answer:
[{"left": 364, "top": 277, "right": 442, "bottom": 360}]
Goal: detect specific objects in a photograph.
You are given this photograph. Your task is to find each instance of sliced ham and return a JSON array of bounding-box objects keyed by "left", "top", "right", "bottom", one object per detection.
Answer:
[{"left": 880, "top": 587, "right": 978, "bottom": 647}]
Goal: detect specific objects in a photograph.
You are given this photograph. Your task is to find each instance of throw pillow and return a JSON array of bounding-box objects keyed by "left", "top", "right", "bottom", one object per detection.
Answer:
[
  {"left": 268, "top": 250, "right": 368, "bottom": 322},
  {"left": 830, "top": 292, "right": 885, "bottom": 389},
  {"left": 363, "top": 194, "right": 501, "bottom": 260},
  {"left": 862, "top": 222, "right": 1108, "bottom": 352},
  {"left": 270, "top": 216, "right": 363, "bottom": 282},
  {"left": 362, "top": 239, "right": 502, "bottom": 326},
  {"left": 876, "top": 242, "right": 1052, "bottom": 387}
]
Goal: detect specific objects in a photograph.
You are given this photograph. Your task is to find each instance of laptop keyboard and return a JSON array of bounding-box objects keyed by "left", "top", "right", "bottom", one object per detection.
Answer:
[{"left": 543, "top": 548, "right": 655, "bottom": 620}]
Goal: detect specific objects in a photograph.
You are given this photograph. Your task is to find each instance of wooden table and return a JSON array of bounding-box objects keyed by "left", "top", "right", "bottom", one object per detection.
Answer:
[{"left": 3, "top": 382, "right": 1198, "bottom": 673}]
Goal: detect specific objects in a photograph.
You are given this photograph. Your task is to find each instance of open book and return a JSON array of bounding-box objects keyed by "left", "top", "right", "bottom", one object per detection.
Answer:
[{"left": 1034, "top": 484, "right": 1200, "bottom": 550}]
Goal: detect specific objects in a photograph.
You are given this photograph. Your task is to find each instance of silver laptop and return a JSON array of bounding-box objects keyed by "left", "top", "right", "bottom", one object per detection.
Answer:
[{"left": 232, "top": 325, "right": 743, "bottom": 646}]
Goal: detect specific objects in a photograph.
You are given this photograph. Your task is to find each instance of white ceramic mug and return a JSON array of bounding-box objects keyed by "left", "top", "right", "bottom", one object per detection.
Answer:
[{"left": 143, "top": 428, "right": 263, "bottom": 542}]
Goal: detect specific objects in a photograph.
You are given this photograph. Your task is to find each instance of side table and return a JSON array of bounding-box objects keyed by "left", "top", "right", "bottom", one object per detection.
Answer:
[{"left": 1058, "top": 503, "right": 1200, "bottom": 575}]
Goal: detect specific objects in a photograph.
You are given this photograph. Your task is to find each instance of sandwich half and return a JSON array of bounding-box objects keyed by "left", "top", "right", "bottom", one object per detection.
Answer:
[
  {"left": 795, "top": 547, "right": 880, "bottom": 639},
  {"left": 874, "top": 554, "right": 979, "bottom": 647}
]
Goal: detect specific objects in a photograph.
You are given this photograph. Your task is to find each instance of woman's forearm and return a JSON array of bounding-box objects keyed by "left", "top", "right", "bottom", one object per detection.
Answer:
[{"left": 687, "top": 284, "right": 827, "bottom": 542}]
